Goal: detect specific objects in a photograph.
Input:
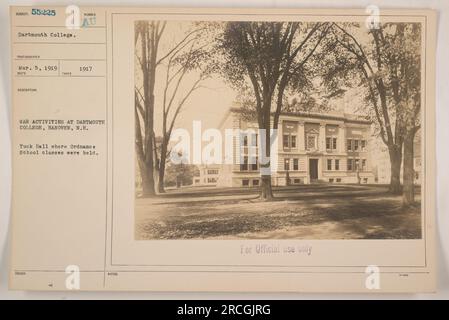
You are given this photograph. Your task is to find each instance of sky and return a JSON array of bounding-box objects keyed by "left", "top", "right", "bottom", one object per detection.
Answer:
[
  {"left": 134, "top": 20, "right": 418, "bottom": 146},
  {"left": 135, "top": 21, "right": 235, "bottom": 137}
]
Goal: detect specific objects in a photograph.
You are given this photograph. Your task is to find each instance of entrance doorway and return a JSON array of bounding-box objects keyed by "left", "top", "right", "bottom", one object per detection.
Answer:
[{"left": 309, "top": 159, "right": 318, "bottom": 182}]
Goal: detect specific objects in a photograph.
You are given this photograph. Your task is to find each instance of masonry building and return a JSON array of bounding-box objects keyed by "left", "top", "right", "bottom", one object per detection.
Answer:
[{"left": 216, "top": 107, "right": 375, "bottom": 187}]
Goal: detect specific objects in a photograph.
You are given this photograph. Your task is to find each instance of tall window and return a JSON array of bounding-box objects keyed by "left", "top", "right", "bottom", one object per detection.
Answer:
[
  {"left": 347, "top": 159, "right": 353, "bottom": 171},
  {"left": 354, "top": 140, "right": 359, "bottom": 151},
  {"left": 251, "top": 156, "right": 258, "bottom": 171},
  {"left": 361, "top": 159, "right": 366, "bottom": 171},
  {"left": 284, "top": 158, "right": 290, "bottom": 171},
  {"left": 293, "top": 158, "right": 299, "bottom": 171},
  {"left": 251, "top": 133, "right": 258, "bottom": 147},
  {"left": 240, "top": 156, "right": 248, "bottom": 171},
  {"left": 327, "top": 159, "right": 332, "bottom": 171},
  {"left": 354, "top": 159, "right": 360, "bottom": 170},
  {"left": 291, "top": 135, "right": 297, "bottom": 148},
  {"left": 283, "top": 135, "right": 289, "bottom": 148},
  {"left": 335, "top": 159, "right": 340, "bottom": 170},
  {"left": 326, "top": 137, "right": 338, "bottom": 151},
  {"left": 347, "top": 139, "right": 352, "bottom": 151},
  {"left": 361, "top": 140, "right": 366, "bottom": 151},
  {"left": 242, "top": 135, "right": 248, "bottom": 147},
  {"left": 283, "top": 134, "right": 297, "bottom": 149}
]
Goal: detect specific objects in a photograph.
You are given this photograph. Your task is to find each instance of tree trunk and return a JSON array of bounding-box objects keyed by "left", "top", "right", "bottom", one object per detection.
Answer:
[
  {"left": 260, "top": 175, "right": 273, "bottom": 200},
  {"left": 158, "top": 144, "right": 167, "bottom": 194},
  {"left": 136, "top": 22, "right": 157, "bottom": 198},
  {"left": 139, "top": 161, "right": 156, "bottom": 197},
  {"left": 388, "top": 146, "right": 402, "bottom": 194},
  {"left": 259, "top": 105, "right": 274, "bottom": 201},
  {"left": 142, "top": 93, "right": 156, "bottom": 197},
  {"left": 402, "top": 130, "right": 415, "bottom": 206}
]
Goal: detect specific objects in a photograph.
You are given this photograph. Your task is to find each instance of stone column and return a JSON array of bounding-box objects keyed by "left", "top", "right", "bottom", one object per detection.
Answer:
[
  {"left": 319, "top": 123, "right": 326, "bottom": 152},
  {"left": 298, "top": 121, "right": 305, "bottom": 151},
  {"left": 338, "top": 124, "right": 346, "bottom": 153}
]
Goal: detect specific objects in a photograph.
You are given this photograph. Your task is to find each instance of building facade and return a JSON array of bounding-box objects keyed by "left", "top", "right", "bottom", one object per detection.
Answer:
[
  {"left": 217, "top": 108, "right": 375, "bottom": 187},
  {"left": 193, "top": 165, "right": 221, "bottom": 186}
]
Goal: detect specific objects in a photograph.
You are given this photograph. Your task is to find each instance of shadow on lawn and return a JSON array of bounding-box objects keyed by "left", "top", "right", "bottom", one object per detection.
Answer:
[
  {"left": 136, "top": 188, "right": 422, "bottom": 240},
  {"left": 149, "top": 184, "right": 391, "bottom": 199}
]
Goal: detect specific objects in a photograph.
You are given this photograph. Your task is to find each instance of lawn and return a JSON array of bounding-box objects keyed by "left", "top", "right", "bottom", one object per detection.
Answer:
[{"left": 135, "top": 184, "right": 422, "bottom": 240}]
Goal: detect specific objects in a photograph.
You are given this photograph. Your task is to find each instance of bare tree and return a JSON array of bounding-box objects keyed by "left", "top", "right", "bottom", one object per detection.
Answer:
[
  {"left": 135, "top": 21, "right": 165, "bottom": 197},
  {"left": 135, "top": 22, "right": 209, "bottom": 195},
  {"left": 155, "top": 29, "right": 209, "bottom": 193}
]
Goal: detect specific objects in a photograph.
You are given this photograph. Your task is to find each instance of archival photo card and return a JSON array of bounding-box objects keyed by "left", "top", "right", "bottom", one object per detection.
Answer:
[{"left": 9, "top": 6, "right": 436, "bottom": 292}]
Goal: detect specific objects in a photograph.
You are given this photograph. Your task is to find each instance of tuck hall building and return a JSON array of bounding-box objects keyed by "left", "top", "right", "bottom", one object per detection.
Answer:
[{"left": 214, "top": 107, "right": 375, "bottom": 188}]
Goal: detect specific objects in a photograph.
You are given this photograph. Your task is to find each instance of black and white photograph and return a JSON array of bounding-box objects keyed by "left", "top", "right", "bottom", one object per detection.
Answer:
[
  {"left": 4, "top": 2, "right": 445, "bottom": 295},
  {"left": 133, "top": 19, "right": 423, "bottom": 241}
]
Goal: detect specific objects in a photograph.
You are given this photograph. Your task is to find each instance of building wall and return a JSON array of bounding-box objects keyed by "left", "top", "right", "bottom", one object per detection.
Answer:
[
  {"left": 217, "top": 110, "right": 375, "bottom": 188},
  {"left": 194, "top": 165, "right": 221, "bottom": 186}
]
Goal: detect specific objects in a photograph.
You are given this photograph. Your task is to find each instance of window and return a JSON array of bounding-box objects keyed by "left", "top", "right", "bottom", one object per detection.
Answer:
[
  {"left": 283, "top": 134, "right": 289, "bottom": 148},
  {"left": 294, "top": 178, "right": 301, "bottom": 184},
  {"left": 284, "top": 158, "right": 290, "bottom": 171},
  {"left": 293, "top": 158, "right": 299, "bottom": 171},
  {"left": 354, "top": 159, "right": 360, "bottom": 170},
  {"left": 354, "top": 140, "right": 359, "bottom": 151},
  {"left": 327, "top": 137, "right": 338, "bottom": 151},
  {"left": 251, "top": 157, "right": 258, "bottom": 171},
  {"left": 253, "top": 179, "right": 259, "bottom": 186},
  {"left": 329, "top": 178, "right": 334, "bottom": 183},
  {"left": 336, "top": 178, "right": 342, "bottom": 183},
  {"left": 327, "top": 159, "right": 332, "bottom": 171},
  {"left": 208, "top": 177, "right": 217, "bottom": 183},
  {"left": 361, "top": 140, "right": 366, "bottom": 151},
  {"left": 251, "top": 133, "right": 258, "bottom": 147},
  {"left": 347, "top": 139, "right": 352, "bottom": 151},
  {"left": 242, "top": 179, "right": 249, "bottom": 186},
  {"left": 291, "top": 135, "right": 297, "bottom": 148},
  {"left": 240, "top": 156, "right": 248, "bottom": 171},
  {"left": 363, "top": 178, "right": 368, "bottom": 184},
  {"left": 242, "top": 135, "right": 248, "bottom": 147},
  {"left": 335, "top": 159, "right": 340, "bottom": 171},
  {"left": 361, "top": 159, "right": 366, "bottom": 171},
  {"left": 283, "top": 134, "right": 297, "bottom": 149},
  {"left": 347, "top": 159, "right": 353, "bottom": 171},
  {"left": 207, "top": 169, "right": 218, "bottom": 175}
]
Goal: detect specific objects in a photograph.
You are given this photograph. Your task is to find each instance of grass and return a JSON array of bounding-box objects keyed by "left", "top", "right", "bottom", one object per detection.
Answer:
[{"left": 135, "top": 184, "right": 421, "bottom": 240}]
